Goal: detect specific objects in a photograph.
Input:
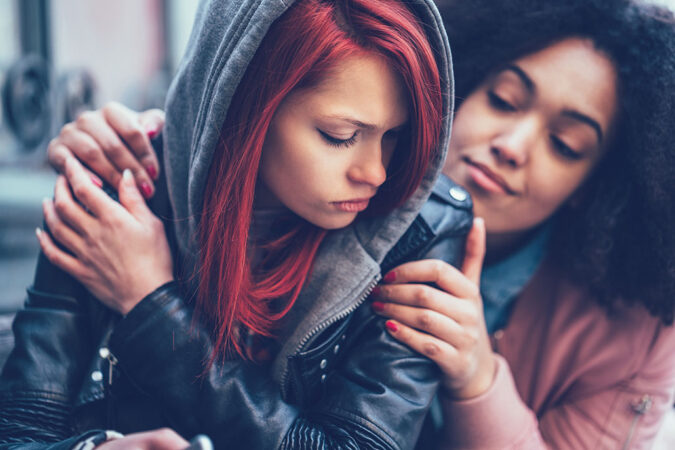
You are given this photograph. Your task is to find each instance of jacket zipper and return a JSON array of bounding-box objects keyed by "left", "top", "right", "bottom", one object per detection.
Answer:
[
  {"left": 282, "top": 274, "right": 382, "bottom": 399},
  {"left": 103, "top": 349, "right": 119, "bottom": 428},
  {"left": 621, "top": 394, "right": 652, "bottom": 450}
]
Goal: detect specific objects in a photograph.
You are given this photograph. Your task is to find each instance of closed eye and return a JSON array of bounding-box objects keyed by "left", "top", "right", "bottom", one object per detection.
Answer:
[
  {"left": 551, "top": 135, "right": 582, "bottom": 160},
  {"left": 318, "top": 129, "right": 358, "bottom": 148},
  {"left": 488, "top": 92, "right": 516, "bottom": 112}
]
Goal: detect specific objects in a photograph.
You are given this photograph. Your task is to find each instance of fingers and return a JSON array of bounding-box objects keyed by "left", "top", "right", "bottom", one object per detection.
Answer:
[
  {"left": 63, "top": 156, "right": 126, "bottom": 219},
  {"left": 76, "top": 110, "right": 156, "bottom": 197},
  {"left": 138, "top": 108, "right": 165, "bottom": 140},
  {"left": 94, "top": 428, "right": 188, "bottom": 450},
  {"left": 46, "top": 139, "right": 72, "bottom": 175},
  {"left": 383, "top": 319, "right": 459, "bottom": 366},
  {"left": 102, "top": 102, "right": 160, "bottom": 180},
  {"left": 383, "top": 259, "right": 478, "bottom": 300},
  {"left": 52, "top": 175, "right": 94, "bottom": 234},
  {"left": 461, "top": 217, "right": 486, "bottom": 285},
  {"left": 118, "top": 169, "right": 153, "bottom": 220},
  {"left": 372, "top": 282, "right": 477, "bottom": 329},
  {"left": 35, "top": 227, "right": 88, "bottom": 280},
  {"left": 372, "top": 282, "right": 466, "bottom": 318},
  {"left": 51, "top": 126, "right": 122, "bottom": 187},
  {"left": 374, "top": 301, "right": 467, "bottom": 347},
  {"left": 42, "top": 197, "right": 85, "bottom": 256}
]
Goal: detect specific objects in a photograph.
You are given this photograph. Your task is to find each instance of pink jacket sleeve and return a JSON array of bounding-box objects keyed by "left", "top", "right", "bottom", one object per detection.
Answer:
[{"left": 439, "top": 343, "right": 675, "bottom": 450}]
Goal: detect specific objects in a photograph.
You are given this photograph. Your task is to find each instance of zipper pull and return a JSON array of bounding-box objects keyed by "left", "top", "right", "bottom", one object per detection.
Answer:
[
  {"left": 622, "top": 395, "right": 653, "bottom": 450},
  {"left": 98, "top": 347, "right": 118, "bottom": 387},
  {"left": 107, "top": 353, "right": 118, "bottom": 387},
  {"left": 631, "top": 394, "right": 652, "bottom": 415}
]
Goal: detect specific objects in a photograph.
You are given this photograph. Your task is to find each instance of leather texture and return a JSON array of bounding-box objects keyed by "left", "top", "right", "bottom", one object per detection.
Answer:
[{"left": 0, "top": 148, "right": 472, "bottom": 450}]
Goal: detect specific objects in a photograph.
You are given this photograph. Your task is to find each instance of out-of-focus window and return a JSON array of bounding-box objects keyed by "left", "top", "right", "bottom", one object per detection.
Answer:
[
  {"left": 0, "top": 0, "right": 199, "bottom": 312},
  {"left": 0, "top": 1, "right": 21, "bottom": 160},
  {"left": 166, "top": 0, "right": 200, "bottom": 74},
  {"left": 0, "top": 1, "right": 19, "bottom": 62}
]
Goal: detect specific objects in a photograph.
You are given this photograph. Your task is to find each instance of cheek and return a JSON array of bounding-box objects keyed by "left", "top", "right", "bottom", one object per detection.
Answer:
[
  {"left": 525, "top": 167, "right": 587, "bottom": 218},
  {"left": 260, "top": 133, "right": 334, "bottom": 207}
]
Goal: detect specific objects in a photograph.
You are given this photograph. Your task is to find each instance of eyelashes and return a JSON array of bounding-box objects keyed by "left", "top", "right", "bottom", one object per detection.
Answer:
[
  {"left": 550, "top": 135, "right": 582, "bottom": 160},
  {"left": 487, "top": 91, "right": 516, "bottom": 112},
  {"left": 487, "top": 91, "right": 584, "bottom": 161},
  {"left": 318, "top": 129, "right": 358, "bottom": 148}
]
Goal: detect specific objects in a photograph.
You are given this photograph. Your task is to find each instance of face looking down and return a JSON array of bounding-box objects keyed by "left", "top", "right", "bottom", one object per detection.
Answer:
[
  {"left": 257, "top": 53, "right": 409, "bottom": 230},
  {"left": 443, "top": 37, "right": 619, "bottom": 247}
]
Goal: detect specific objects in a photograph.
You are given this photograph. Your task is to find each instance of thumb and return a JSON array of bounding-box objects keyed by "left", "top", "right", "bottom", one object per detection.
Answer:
[
  {"left": 461, "top": 217, "right": 486, "bottom": 285},
  {"left": 118, "top": 169, "right": 151, "bottom": 219}
]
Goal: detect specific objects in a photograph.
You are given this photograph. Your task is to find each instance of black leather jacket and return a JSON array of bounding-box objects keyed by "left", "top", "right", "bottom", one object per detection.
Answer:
[{"left": 0, "top": 176, "right": 472, "bottom": 450}]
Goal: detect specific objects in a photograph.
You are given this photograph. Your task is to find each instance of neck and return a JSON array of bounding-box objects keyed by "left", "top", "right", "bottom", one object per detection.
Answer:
[{"left": 484, "top": 229, "right": 536, "bottom": 265}]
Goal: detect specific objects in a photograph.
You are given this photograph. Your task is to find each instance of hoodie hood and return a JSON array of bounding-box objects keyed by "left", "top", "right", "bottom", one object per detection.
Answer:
[{"left": 163, "top": 0, "right": 454, "bottom": 382}]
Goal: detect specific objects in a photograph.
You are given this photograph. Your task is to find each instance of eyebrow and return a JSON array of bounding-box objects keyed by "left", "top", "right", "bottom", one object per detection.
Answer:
[
  {"left": 561, "top": 110, "right": 604, "bottom": 145},
  {"left": 323, "top": 116, "right": 376, "bottom": 130},
  {"left": 504, "top": 65, "right": 535, "bottom": 94},
  {"left": 503, "top": 65, "right": 604, "bottom": 144},
  {"left": 322, "top": 115, "right": 408, "bottom": 132}
]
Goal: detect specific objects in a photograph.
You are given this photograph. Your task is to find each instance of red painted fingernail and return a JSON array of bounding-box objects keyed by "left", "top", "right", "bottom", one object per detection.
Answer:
[
  {"left": 371, "top": 286, "right": 381, "bottom": 296},
  {"left": 372, "top": 301, "right": 385, "bottom": 312},
  {"left": 385, "top": 320, "right": 398, "bottom": 332},
  {"left": 145, "top": 124, "right": 159, "bottom": 139},
  {"left": 145, "top": 164, "right": 158, "bottom": 180},
  {"left": 90, "top": 175, "right": 103, "bottom": 188},
  {"left": 140, "top": 182, "right": 153, "bottom": 198},
  {"left": 383, "top": 271, "right": 396, "bottom": 283}
]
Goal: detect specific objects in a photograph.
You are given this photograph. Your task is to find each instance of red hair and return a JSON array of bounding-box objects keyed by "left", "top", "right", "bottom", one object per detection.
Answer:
[{"left": 198, "top": 0, "right": 443, "bottom": 360}]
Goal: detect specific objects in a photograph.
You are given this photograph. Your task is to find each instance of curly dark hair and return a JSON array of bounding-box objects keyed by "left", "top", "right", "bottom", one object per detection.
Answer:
[{"left": 435, "top": 0, "right": 675, "bottom": 323}]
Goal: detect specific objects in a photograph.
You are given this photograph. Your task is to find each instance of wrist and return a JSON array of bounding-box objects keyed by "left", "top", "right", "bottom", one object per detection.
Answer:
[
  {"left": 121, "top": 275, "right": 175, "bottom": 315},
  {"left": 443, "top": 352, "right": 497, "bottom": 400}
]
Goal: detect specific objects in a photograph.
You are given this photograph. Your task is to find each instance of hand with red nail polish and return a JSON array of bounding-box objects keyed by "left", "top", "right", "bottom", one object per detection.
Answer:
[
  {"left": 47, "top": 102, "right": 165, "bottom": 200},
  {"left": 373, "top": 219, "right": 496, "bottom": 400},
  {"left": 37, "top": 160, "right": 174, "bottom": 315}
]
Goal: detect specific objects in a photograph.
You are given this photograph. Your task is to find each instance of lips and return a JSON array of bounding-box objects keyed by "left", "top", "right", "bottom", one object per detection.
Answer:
[
  {"left": 331, "top": 198, "right": 371, "bottom": 213},
  {"left": 463, "top": 157, "right": 518, "bottom": 195}
]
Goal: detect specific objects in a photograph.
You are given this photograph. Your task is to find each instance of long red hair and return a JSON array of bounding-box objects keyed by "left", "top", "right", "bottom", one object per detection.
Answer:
[{"left": 198, "top": 0, "right": 443, "bottom": 360}]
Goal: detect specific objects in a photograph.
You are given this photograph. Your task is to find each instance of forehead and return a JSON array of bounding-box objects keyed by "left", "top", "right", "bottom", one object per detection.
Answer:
[
  {"left": 288, "top": 53, "right": 410, "bottom": 129},
  {"left": 510, "top": 38, "right": 619, "bottom": 133}
]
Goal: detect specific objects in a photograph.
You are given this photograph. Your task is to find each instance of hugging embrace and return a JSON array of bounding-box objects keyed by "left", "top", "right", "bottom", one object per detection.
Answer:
[{"left": 1, "top": 0, "right": 675, "bottom": 449}]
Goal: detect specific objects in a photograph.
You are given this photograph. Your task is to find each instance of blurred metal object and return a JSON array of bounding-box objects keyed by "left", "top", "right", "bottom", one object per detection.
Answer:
[
  {"left": 1, "top": 54, "right": 51, "bottom": 150},
  {"left": 55, "top": 69, "right": 96, "bottom": 124}
]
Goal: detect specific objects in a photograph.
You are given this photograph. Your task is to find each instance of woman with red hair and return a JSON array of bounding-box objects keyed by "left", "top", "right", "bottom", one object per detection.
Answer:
[{"left": 0, "top": 0, "right": 462, "bottom": 448}]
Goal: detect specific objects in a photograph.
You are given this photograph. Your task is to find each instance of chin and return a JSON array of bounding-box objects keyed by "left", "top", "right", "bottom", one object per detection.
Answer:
[{"left": 309, "top": 214, "right": 357, "bottom": 231}]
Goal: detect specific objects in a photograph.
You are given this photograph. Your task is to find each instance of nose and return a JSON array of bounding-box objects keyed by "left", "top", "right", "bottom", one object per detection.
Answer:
[
  {"left": 347, "top": 143, "right": 388, "bottom": 188},
  {"left": 490, "top": 117, "right": 539, "bottom": 168}
]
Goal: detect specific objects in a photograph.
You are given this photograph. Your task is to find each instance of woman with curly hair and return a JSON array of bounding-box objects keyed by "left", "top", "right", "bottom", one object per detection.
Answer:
[
  {"left": 372, "top": 0, "right": 675, "bottom": 447},
  {"left": 34, "top": 0, "right": 675, "bottom": 447}
]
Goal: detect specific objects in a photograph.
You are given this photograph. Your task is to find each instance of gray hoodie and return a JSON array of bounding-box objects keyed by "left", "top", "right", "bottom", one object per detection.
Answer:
[{"left": 162, "top": 0, "right": 454, "bottom": 385}]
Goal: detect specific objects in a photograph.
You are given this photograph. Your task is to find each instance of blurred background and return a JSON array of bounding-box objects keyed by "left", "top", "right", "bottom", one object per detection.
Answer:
[
  {"left": 0, "top": 0, "right": 674, "bottom": 446},
  {"left": 1, "top": 0, "right": 674, "bottom": 312},
  {"left": 0, "top": 0, "right": 198, "bottom": 313}
]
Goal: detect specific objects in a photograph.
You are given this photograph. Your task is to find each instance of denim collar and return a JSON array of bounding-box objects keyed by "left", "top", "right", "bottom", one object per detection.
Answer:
[{"left": 481, "top": 224, "right": 550, "bottom": 332}]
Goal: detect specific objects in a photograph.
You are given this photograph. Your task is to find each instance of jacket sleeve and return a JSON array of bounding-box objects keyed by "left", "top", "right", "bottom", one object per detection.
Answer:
[
  {"left": 107, "top": 282, "right": 440, "bottom": 450},
  {"left": 438, "top": 331, "right": 675, "bottom": 450},
  {"left": 0, "top": 252, "right": 106, "bottom": 449}
]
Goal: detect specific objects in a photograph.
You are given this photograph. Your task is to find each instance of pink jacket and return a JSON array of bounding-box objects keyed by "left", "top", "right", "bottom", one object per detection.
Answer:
[{"left": 440, "top": 259, "right": 675, "bottom": 449}]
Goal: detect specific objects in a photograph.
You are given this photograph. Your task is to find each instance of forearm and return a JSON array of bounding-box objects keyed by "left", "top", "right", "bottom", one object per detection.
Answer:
[
  {"left": 438, "top": 355, "right": 545, "bottom": 449},
  {"left": 0, "top": 253, "right": 98, "bottom": 444}
]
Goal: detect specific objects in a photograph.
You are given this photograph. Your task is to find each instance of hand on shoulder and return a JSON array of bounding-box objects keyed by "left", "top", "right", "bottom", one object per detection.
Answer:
[{"left": 371, "top": 218, "right": 497, "bottom": 399}]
